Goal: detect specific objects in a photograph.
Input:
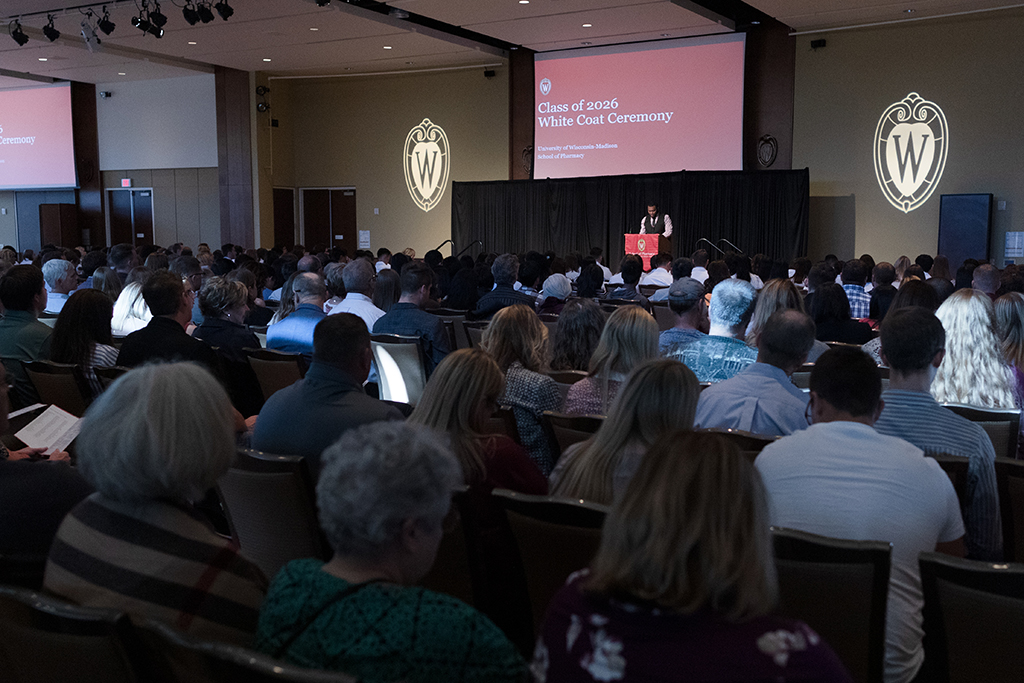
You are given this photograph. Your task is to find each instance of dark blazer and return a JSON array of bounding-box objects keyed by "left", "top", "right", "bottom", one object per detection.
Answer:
[
  {"left": 193, "top": 318, "right": 260, "bottom": 364},
  {"left": 372, "top": 303, "right": 451, "bottom": 375},
  {"left": 193, "top": 318, "right": 264, "bottom": 417},
  {"left": 469, "top": 285, "right": 537, "bottom": 320},
  {"left": 116, "top": 317, "right": 220, "bottom": 372}
]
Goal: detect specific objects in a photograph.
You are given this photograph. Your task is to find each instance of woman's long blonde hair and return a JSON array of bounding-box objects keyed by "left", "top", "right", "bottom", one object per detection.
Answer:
[
  {"left": 586, "top": 306, "right": 658, "bottom": 413},
  {"left": 408, "top": 349, "right": 504, "bottom": 485},
  {"left": 932, "top": 289, "right": 1017, "bottom": 408},
  {"left": 481, "top": 304, "right": 549, "bottom": 372},
  {"left": 587, "top": 430, "right": 777, "bottom": 620},
  {"left": 995, "top": 292, "right": 1024, "bottom": 371},
  {"left": 552, "top": 359, "right": 700, "bottom": 505},
  {"left": 745, "top": 278, "right": 805, "bottom": 346},
  {"left": 894, "top": 255, "right": 912, "bottom": 282}
]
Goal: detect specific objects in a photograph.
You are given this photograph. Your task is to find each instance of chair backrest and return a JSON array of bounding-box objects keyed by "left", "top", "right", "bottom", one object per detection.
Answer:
[
  {"left": 419, "top": 489, "right": 476, "bottom": 608},
  {"left": 216, "top": 449, "right": 329, "bottom": 580},
  {"left": 130, "top": 618, "right": 357, "bottom": 683},
  {"left": 941, "top": 403, "right": 1020, "bottom": 460},
  {"left": 919, "top": 552, "right": 1024, "bottom": 683},
  {"left": 483, "top": 405, "right": 520, "bottom": 443},
  {"left": 492, "top": 488, "right": 609, "bottom": 634},
  {"left": 541, "top": 411, "right": 604, "bottom": 457},
  {"left": 426, "top": 309, "right": 470, "bottom": 349},
  {"left": 94, "top": 365, "right": 131, "bottom": 391},
  {"left": 545, "top": 370, "right": 588, "bottom": 405},
  {"left": 638, "top": 284, "right": 666, "bottom": 298},
  {"left": 825, "top": 341, "right": 862, "bottom": 350},
  {"left": 21, "top": 360, "right": 92, "bottom": 417},
  {"left": 245, "top": 348, "right": 306, "bottom": 402},
  {"left": 0, "top": 586, "right": 138, "bottom": 683},
  {"left": 771, "top": 527, "right": 891, "bottom": 683},
  {"left": 994, "top": 457, "right": 1024, "bottom": 562},
  {"left": 463, "top": 321, "right": 488, "bottom": 349},
  {"left": 651, "top": 303, "right": 675, "bottom": 331},
  {"left": 370, "top": 334, "right": 429, "bottom": 406},
  {"left": 791, "top": 362, "right": 815, "bottom": 389},
  {"left": 926, "top": 453, "right": 971, "bottom": 514},
  {"left": 694, "top": 427, "right": 780, "bottom": 462}
]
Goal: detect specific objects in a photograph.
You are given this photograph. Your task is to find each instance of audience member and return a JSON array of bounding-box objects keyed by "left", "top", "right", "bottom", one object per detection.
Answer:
[
  {"left": 538, "top": 430, "right": 852, "bottom": 683},
  {"left": 607, "top": 255, "right": 651, "bottom": 310},
  {"left": 696, "top": 309, "right": 814, "bottom": 436},
  {"left": 551, "top": 359, "right": 699, "bottom": 504},
  {"left": 322, "top": 262, "right": 347, "bottom": 315},
  {"left": 76, "top": 250, "right": 107, "bottom": 292},
  {"left": 537, "top": 273, "right": 572, "bottom": 315},
  {"left": 809, "top": 282, "right": 873, "bottom": 344},
  {"left": 802, "top": 261, "right": 834, "bottom": 312},
  {"left": 329, "top": 258, "right": 385, "bottom": 331},
  {"left": 972, "top": 264, "right": 1000, "bottom": 299},
  {"left": 0, "top": 265, "right": 52, "bottom": 405},
  {"left": 565, "top": 306, "right": 658, "bottom": 416},
  {"left": 639, "top": 252, "right": 673, "bottom": 286},
  {"left": 550, "top": 298, "right": 604, "bottom": 372},
  {"left": 444, "top": 268, "right": 479, "bottom": 311},
  {"left": 266, "top": 272, "right": 327, "bottom": 358},
  {"left": 657, "top": 277, "right": 707, "bottom": 357},
  {"left": 649, "top": 256, "right": 694, "bottom": 302},
  {"left": 874, "top": 307, "right": 1001, "bottom": 560},
  {"left": 574, "top": 263, "right": 606, "bottom": 299},
  {"left": 44, "top": 363, "right": 267, "bottom": 646},
  {"left": 893, "top": 255, "right": 912, "bottom": 284},
  {"left": 227, "top": 267, "right": 274, "bottom": 326},
  {"left": 41, "top": 258, "right": 77, "bottom": 314},
  {"left": 170, "top": 255, "right": 205, "bottom": 325},
  {"left": 930, "top": 255, "right": 952, "bottom": 281},
  {"left": 254, "top": 422, "right": 525, "bottom": 682},
  {"left": 374, "top": 247, "right": 391, "bottom": 273},
  {"left": 862, "top": 279, "right": 939, "bottom": 364},
  {"left": 372, "top": 262, "right": 451, "bottom": 375},
  {"left": 471, "top": 254, "right": 537, "bottom": 320},
  {"left": 995, "top": 291, "right": 1024, "bottom": 402},
  {"left": 253, "top": 313, "right": 402, "bottom": 472},
  {"left": 48, "top": 289, "right": 119, "bottom": 398},
  {"left": 90, "top": 266, "right": 122, "bottom": 302},
  {"left": 755, "top": 347, "right": 964, "bottom": 683},
  {"left": 409, "top": 349, "right": 546, "bottom": 494},
  {"left": 840, "top": 259, "right": 871, "bottom": 318},
  {"left": 668, "top": 277, "right": 757, "bottom": 382},
  {"left": 111, "top": 279, "right": 154, "bottom": 335},
  {"left": 690, "top": 249, "right": 710, "bottom": 284},
  {"left": 703, "top": 259, "right": 730, "bottom": 294},
  {"left": 482, "top": 304, "right": 561, "bottom": 475},
  {"left": 371, "top": 267, "right": 401, "bottom": 314},
  {"left": 107, "top": 243, "right": 137, "bottom": 283},
  {"left": 745, "top": 278, "right": 828, "bottom": 362}
]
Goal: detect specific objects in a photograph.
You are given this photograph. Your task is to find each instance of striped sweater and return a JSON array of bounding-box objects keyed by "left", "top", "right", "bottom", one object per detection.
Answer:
[{"left": 44, "top": 494, "right": 267, "bottom": 646}]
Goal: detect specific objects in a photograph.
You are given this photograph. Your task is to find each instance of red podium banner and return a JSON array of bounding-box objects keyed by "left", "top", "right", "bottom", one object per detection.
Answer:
[{"left": 625, "top": 234, "right": 670, "bottom": 270}]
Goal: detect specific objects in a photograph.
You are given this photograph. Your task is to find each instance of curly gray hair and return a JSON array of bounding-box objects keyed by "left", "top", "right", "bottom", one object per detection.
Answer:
[
  {"left": 709, "top": 278, "right": 757, "bottom": 329},
  {"left": 316, "top": 422, "right": 462, "bottom": 558}
]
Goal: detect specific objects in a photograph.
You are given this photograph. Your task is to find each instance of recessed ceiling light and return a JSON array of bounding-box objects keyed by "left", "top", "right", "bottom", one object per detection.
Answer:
[
  {"left": 263, "top": 58, "right": 272, "bottom": 61},
  {"left": 406, "top": 61, "right": 413, "bottom": 64},
  {"left": 661, "top": 33, "right": 670, "bottom": 37},
  {"left": 581, "top": 41, "right": 592, "bottom": 45},
  {"left": 118, "top": 72, "right": 126, "bottom": 75},
  {"left": 519, "top": 1, "right": 529, "bottom": 4},
  {"left": 582, "top": 23, "right": 592, "bottom": 27},
  {"left": 188, "top": 41, "right": 197, "bottom": 44},
  {"left": 310, "top": 27, "right": 318, "bottom": 31},
  {"left": 905, "top": 8, "right": 916, "bottom": 12},
  {"left": 38, "top": 58, "right": 47, "bottom": 61},
  {"left": 383, "top": 45, "right": 392, "bottom": 49}
]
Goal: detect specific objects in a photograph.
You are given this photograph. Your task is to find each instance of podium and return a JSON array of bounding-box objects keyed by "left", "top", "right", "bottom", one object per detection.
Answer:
[{"left": 625, "top": 234, "right": 670, "bottom": 270}]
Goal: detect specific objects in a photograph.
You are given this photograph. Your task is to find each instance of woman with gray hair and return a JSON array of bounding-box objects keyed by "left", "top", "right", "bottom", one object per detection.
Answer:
[
  {"left": 43, "top": 363, "right": 267, "bottom": 646},
  {"left": 193, "top": 276, "right": 260, "bottom": 361},
  {"left": 255, "top": 421, "right": 525, "bottom": 683}
]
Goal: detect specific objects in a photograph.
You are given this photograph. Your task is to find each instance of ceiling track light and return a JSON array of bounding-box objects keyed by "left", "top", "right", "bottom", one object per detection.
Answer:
[
  {"left": 197, "top": 1, "right": 215, "bottom": 23},
  {"left": 149, "top": 2, "right": 168, "bottom": 28},
  {"left": 315, "top": 0, "right": 331, "bottom": 6},
  {"left": 182, "top": 1, "right": 200, "bottom": 25},
  {"left": 9, "top": 20, "right": 29, "bottom": 46},
  {"left": 97, "top": 6, "right": 115, "bottom": 35},
  {"left": 42, "top": 14, "right": 60, "bottom": 42},
  {"left": 132, "top": 13, "right": 163, "bottom": 38},
  {"left": 214, "top": 1, "right": 233, "bottom": 20}
]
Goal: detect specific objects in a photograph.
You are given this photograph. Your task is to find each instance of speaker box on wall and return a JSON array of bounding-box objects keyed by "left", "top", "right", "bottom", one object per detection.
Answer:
[{"left": 938, "top": 194, "right": 993, "bottom": 270}]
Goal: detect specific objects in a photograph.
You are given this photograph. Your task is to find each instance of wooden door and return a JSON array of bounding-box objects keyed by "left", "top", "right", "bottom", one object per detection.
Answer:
[
  {"left": 108, "top": 189, "right": 133, "bottom": 245},
  {"left": 330, "top": 189, "right": 356, "bottom": 251},
  {"left": 131, "top": 190, "right": 153, "bottom": 247},
  {"left": 273, "top": 188, "right": 296, "bottom": 249},
  {"left": 302, "top": 189, "right": 330, "bottom": 250}
]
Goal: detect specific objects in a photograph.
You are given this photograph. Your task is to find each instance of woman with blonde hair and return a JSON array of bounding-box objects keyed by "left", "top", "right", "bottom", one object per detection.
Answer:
[
  {"left": 564, "top": 306, "right": 658, "bottom": 416},
  {"left": 551, "top": 359, "right": 700, "bottom": 504},
  {"left": 111, "top": 281, "right": 152, "bottom": 335},
  {"left": 482, "top": 304, "right": 561, "bottom": 476},
  {"left": 535, "top": 430, "right": 851, "bottom": 682},
  {"left": 995, "top": 292, "right": 1024, "bottom": 401},
  {"left": 894, "top": 255, "right": 912, "bottom": 284},
  {"left": 932, "top": 288, "right": 1017, "bottom": 409},
  {"left": 745, "top": 278, "right": 828, "bottom": 362},
  {"left": 409, "top": 349, "right": 546, "bottom": 493}
]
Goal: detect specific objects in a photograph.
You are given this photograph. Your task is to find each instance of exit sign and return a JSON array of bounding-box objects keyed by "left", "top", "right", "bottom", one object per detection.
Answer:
[{"left": 121, "top": 178, "right": 132, "bottom": 187}]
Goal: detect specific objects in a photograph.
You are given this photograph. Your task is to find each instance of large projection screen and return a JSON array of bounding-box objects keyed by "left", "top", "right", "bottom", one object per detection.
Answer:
[
  {"left": 534, "top": 34, "right": 745, "bottom": 179},
  {"left": 0, "top": 83, "right": 77, "bottom": 190}
]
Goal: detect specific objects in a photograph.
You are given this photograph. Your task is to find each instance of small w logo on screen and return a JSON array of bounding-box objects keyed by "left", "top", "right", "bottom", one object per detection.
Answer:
[
  {"left": 873, "top": 93, "right": 948, "bottom": 214},
  {"left": 404, "top": 119, "right": 450, "bottom": 213},
  {"left": 539, "top": 78, "right": 551, "bottom": 95}
]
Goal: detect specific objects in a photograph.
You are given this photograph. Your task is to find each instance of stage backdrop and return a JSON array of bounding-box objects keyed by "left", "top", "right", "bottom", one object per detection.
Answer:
[{"left": 451, "top": 169, "right": 809, "bottom": 269}]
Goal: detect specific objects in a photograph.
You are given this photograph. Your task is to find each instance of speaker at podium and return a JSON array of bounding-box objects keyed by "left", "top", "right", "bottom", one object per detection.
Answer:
[{"left": 625, "top": 234, "right": 670, "bottom": 270}]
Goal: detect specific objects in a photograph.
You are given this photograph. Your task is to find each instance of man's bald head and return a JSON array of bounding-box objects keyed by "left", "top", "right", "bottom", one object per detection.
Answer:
[
  {"left": 758, "top": 309, "right": 816, "bottom": 373},
  {"left": 972, "top": 264, "right": 1000, "bottom": 295}
]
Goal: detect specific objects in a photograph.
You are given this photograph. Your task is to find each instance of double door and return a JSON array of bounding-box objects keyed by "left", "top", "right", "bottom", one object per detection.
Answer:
[
  {"left": 107, "top": 189, "right": 153, "bottom": 246},
  {"left": 300, "top": 188, "right": 355, "bottom": 250}
]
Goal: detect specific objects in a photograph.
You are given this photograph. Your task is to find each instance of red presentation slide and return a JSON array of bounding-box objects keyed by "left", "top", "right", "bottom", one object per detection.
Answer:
[
  {"left": 0, "top": 84, "right": 77, "bottom": 190},
  {"left": 534, "top": 35, "right": 744, "bottom": 179}
]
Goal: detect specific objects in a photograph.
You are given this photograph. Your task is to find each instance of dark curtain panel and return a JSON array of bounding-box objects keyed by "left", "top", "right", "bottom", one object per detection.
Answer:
[{"left": 452, "top": 169, "right": 808, "bottom": 269}]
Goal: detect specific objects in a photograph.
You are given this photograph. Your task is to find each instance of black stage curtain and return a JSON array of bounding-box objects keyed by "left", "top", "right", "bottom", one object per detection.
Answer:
[{"left": 451, "top": 169, "right": 808, "bottom": 269}]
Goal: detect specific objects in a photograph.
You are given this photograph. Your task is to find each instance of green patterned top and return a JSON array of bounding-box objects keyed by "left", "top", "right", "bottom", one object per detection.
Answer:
[{"left": 254, "top": 559, "right": 525, "bottom": 683}]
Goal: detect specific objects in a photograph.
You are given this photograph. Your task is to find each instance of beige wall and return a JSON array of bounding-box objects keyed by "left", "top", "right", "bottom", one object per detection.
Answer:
[
  {"left": 795, "top": 8, "right": 1024, "bottom": 265},
  {"left": 101, "top": 168, "right": 220, "bottom": 248},
  {"left": 268, "top": 66, "right": 509, "bottom": 255},
  {"left": 0, "top": 192, "right": 16, "bottom": 248}
]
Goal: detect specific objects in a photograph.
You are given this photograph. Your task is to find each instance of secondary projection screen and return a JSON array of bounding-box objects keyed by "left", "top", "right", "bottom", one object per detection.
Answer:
[
  {"left": 534, "top": 34, "right": 745, "bottom": 179},
  {"left": 0, "top": 83, "right": 77, "bottom": 190}
]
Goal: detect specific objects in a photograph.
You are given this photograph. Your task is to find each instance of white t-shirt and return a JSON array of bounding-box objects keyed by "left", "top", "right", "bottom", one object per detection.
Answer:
[
  {"left": 755, "top": 421, "right": 964, "bottom": 683},
  {"left": 690, "top": 266, "right": 709, "bottom": 284},
  {"left": 640, "top": 268, "right": 672, "bottom": 286}
]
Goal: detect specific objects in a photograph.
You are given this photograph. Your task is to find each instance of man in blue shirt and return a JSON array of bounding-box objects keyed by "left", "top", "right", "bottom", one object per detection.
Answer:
[
  {"left": 671, "top": 278, "right": 757, "bottom": 382},
  {"left": 266, "top": 272, "right": 326, "bottom": 359},
  {"left": 695, "top": 309, "right": 813, "bottom": 436},
  {"left": 658, "top": 276, "right": 706, "bottom": 356},
  {"left": 373, "top": 262, "right": 451, "bottom": 375},
  {"left": 841, "top": 259, "right": 871, "bottom": 319}
]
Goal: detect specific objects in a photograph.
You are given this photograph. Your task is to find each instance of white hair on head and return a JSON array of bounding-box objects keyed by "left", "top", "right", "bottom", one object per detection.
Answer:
[
  {"left": 709, "top": 278, "right": 757, "bottom": 328},
  {"left": 42, "top": 258, "right": 75, "bottom": 289}
]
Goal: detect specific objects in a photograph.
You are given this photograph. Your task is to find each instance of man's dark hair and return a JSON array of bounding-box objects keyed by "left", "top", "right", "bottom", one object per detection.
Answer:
[
  {"left": 859, "top": 254, "right": 877, "bottom": 273},
  {"left": 872, "top": 262, "right": 896, "bottom": 287},
  {"left": 0, "top": 265, "right": 44, "bottom": 311},
  {"left": 650, "top": 253, "right": 672, "bottom": 270},
  {"left": 690, "top": 249, "right": 709, "bottom": 267},
  {"left": 109, "top": 243, "right": 135, "bottom": 270},
  {"left": 313, "top": 312, "right": 370, "bottom": 367},
  {"left": 791, "top": 257, "right": 812, "bottom": 283},
  {"left": 915, "top": 254, "right": 935, "bottom": 273},
  {"left": 221, "top": 243, "right": 235, "bottom": 255},
  {"left": 807, "top": 262, "right": 834, "bottom": 292},
  {"left": 170, "top": 255, "right": 202, "bottom": 278},
  {"left": 670, "top": 257, "right": 694, "bottom": 280},
  {"left": 810, "top": 282, "right": 852, "bottom": 323},
  {"left": 619, "top": 255, "right": 642, "bottom": 286},
  {"left": 400, "top": 261, "right": 433, "bottom": 295},
  {"left": 589, "top": 247, "right": 604, "bottom": 260},
  {"left": 377, "top": 248, "right": 392, "bottom": 258},
  {"left": 424, "top": 250, "right": 443, "bottom": 268},
  {"left": 142, "top": 269, "right": 185, "bottom": 317},
  {"left": 880, "top": 307, "right": 945, "bottom": 373},
  {"left": 841, "top": 259, "right": 868, "bottom": 286},
  {"left": 759, "top": 310, "right": 816, "bottom": 369},
  {"left": 809, "top": 347, "right": 882, "bottom": 418},
  {"left": 519, "top": 260, "right": 542, "bottom": 289},
  {"left": 928, "top": 277, "right": 955, "bottom": 305},
  {"left": 81, "top": 250, "right": 107, "bottom": 277}
]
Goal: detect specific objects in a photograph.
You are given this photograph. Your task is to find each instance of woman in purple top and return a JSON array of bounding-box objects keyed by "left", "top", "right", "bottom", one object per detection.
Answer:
[{"left": 532, "top": 430, "right": 853, "bottom": 683}]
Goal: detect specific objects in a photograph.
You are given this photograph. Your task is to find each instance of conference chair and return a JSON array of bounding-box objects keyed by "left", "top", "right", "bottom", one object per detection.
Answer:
[
  {"left": 919, "top": 552, "right": 1024, "bottom": 683},
  {"left": 0, "top": 586, "right": 137, "bottom": 683},
  {"left": 463, "top": 321, "right": 488, "bottom": 349},
  {"left": 545, "top": 369, "right": 588, "bottom": 405},
  {"left": 638, "top": 284, "right": 667, "bottom": 298},
  {"left": 244, "top": 348, "right": 306, "bottom": 402},
  {"left": 694, "top": 427, "right": 780, "bottom": 462},
  {"left": 941, "top": 404, "right": 1020, "bottom": 460},
  {"left": 129, "top": 618, "right": 357, "bottom": 683},
  {"left": 484, "top": 405, "right": 520, "bottom": 443},
  {"left": 926, "top": 453, "right": 971, "bottom": 513},
  {"left": 994, "top": 457, "right": 1024, "bottom": 561},
  {"left": 21, "top": 360, "right": 92, "bottom": 417},
  {"left": 419, "top": 488, "right": 476, "bottom": 608},
  {"left": 651, "top": 303, "right": 675, "bottom": 331},
  {"left": 791, "top": 362, "right": 815, "bottom": 389},
  {"left": 216, "top": 449, "right": 329, "bottom": 581},
  {"left": 94, "top": 365, "right": 131, "bottom": 391},
  {"left": 369, "top": 334, "right": 429, "bottom": 406},
  {"left": 541, "top": 410, "right": 604, "bottom": 459},
  {"left": 492, "top": 488, "right": 609, "bottom": 635},
  {"left": 426, "top": 308, "right": 471, "bottom": 349},
  {"left": 772, "top": 527, "right": 892, "bottom": 683}
]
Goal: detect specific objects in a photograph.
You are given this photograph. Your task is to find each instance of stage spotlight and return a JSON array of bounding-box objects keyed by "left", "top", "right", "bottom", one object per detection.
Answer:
[
  {"left": 197, "top": 2, "right": 215, "bottom": 23},
  {"left": 214, "top": 1, "right": 233, "bottom": 20},
  {"left": 10, "top": 21, "right": 29, "bottom": 46},
  {"left": 42, "top": 15, "right": 60, "bottom": 42},
  {"left": 182, "top": 2, "right": 200, "bottom": 25},
  {"left": 97, "top": 7, "right": 116, "bottom": 35},
  {"left": 132, "top": 14, "right": 164, "bottom": 37},
  {"left": 149, "top": 3, "right": 168, "bottom": 28},
  {"left": 316, "top": 0, "right": 330, "bottom": 6}
]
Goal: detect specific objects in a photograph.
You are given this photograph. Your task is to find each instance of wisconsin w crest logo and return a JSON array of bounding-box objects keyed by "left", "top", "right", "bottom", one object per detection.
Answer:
[
  {"left": 873, "top": 93, "right": 948, "bottom": 213},
  {"left": 404, "top": 119, "right": 450, "bottom": 213}
]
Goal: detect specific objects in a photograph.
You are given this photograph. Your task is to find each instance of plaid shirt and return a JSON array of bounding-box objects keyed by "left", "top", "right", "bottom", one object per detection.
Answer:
[{"left": 843, "top": 283, "right": 871, "bottom": 319}]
